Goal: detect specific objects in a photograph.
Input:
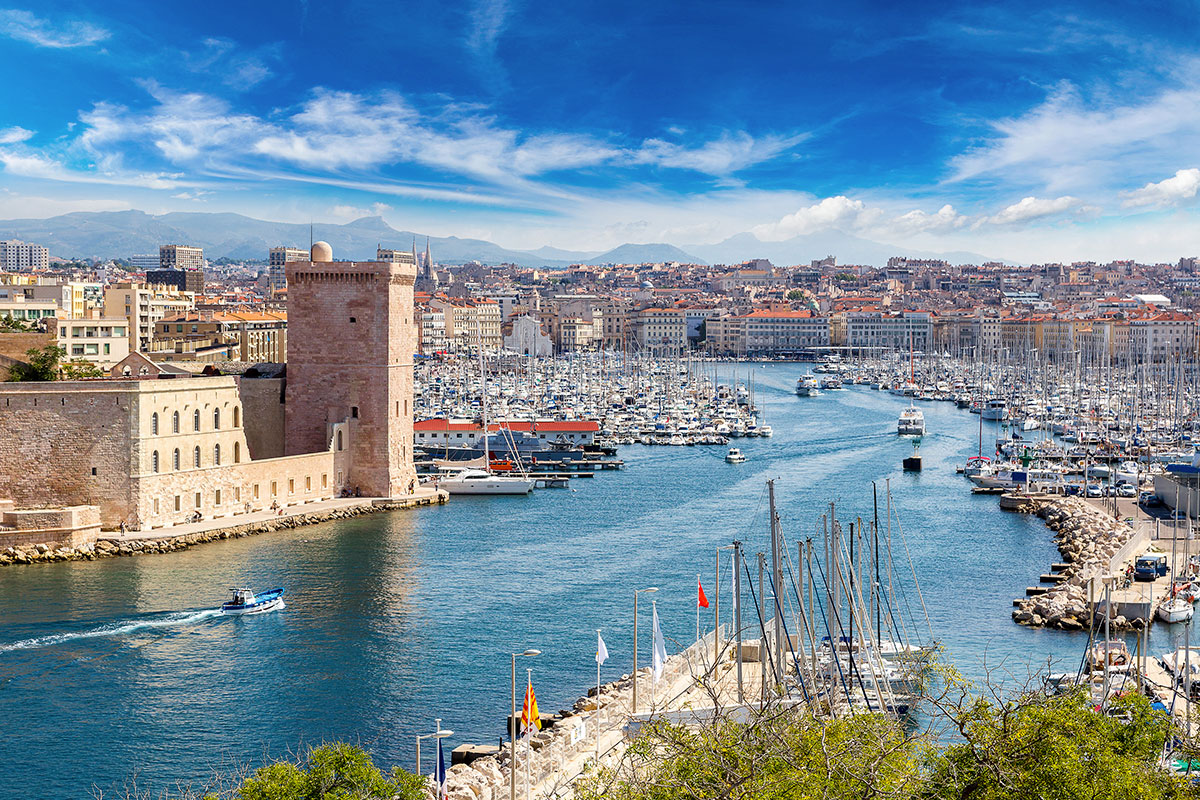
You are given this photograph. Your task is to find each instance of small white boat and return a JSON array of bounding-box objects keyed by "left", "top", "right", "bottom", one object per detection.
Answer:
[
  {"left": 897, "top": 406, "right": 926, "bottom": 436},
  {"left": 758, "top": 425, "right": 773, "bottom": 438},
  {"left": 438, "top": 468, "right": 535, "bottom": 495},
  {"left": 221, "top": 587, "right": 285, "bottom": 616},
  {"left": 1158, "top": 597, "right": 1195, "bottom": 624},
  {"left": 795, "top": 375, "right": 820, "bottom": 397},
  {"left": 725, "top": 447, "right": 747, "bottom": 464}
]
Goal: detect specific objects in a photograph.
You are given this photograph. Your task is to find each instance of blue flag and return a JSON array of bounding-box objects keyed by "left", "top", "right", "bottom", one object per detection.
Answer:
[{"left": 435, "top": 735, "right": 448, "bottom": 799}]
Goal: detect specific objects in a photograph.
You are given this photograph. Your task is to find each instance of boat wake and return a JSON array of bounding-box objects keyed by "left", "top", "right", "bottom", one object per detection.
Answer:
[{"left": 0, "top": 608, "right": 223, "bottom": 653}]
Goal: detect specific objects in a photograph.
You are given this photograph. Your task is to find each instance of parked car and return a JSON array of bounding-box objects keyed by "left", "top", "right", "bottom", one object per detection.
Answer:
[
  {"left": 1140, "top": 491, "right": 1161, "bottom": 507},
  {"left": 1135, "top": 553, "right": 1169, "bottom": 581},
  {"left": 1118, "top": 484, "right": 1137, "bottom": 498},
  {"left": 1086, "top": 484, "right": 1103, "bottom": 498}
]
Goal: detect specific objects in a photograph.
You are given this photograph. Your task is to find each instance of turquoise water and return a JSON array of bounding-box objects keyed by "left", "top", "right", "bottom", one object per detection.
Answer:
[{"left": 0, "top": 363, "right": 1180, "bottom": 799}]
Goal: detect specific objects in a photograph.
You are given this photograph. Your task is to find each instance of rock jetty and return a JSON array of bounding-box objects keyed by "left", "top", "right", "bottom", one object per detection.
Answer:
[
  {"left": 0, "top": 498, "right": 440, "bottom": 568},
  {"left": 1011, "top": 497, "right": 1138, "bottom": 631}
]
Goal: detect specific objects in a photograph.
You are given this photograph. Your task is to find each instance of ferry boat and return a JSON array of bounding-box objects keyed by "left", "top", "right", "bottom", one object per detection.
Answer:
[
  {"left": 897, "top": 406, "right": 926, "bottom": 436},
  {"left": 795, "top": 375, "right": 820, "bottom": 397},
  {"left": 221, "top": 587, "right": 286, "bottom": 616},
  {"left": 725, "top": 447, "right": 747, "bottom": 463}
]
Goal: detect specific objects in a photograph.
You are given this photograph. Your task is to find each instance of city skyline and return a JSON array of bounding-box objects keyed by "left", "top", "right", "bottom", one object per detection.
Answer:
[{"left": 2, "top": 1, "right": 1200, "bottom": 262}]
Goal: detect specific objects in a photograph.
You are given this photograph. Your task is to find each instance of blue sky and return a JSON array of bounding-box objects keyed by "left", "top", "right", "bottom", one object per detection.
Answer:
[{"left": 2, "top": 0, "right": 1200, "bottom": 260}]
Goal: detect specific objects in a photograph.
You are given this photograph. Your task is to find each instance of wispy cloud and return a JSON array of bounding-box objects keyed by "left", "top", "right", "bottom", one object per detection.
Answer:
[
  {"left": 465, "top": 0, "right": 514, "bottom": 91},
  {"left": 635, "top": 132, "right": 807, "bottom": 177},
  {"left": 0, "top": 126, "right": 33, "bottom": 144},
  {"left": 0, "top": 8, "right": 109, "bottom": 48},
  {"left": 982, "top": 195, "right": 1078, "bottom": 225}
]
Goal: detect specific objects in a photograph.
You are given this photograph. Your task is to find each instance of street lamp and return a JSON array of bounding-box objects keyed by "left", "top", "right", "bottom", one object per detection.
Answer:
[
  {"left": 415, "top": 718, "right": 454, "bottom": 778},
  {"left": 510, "top": 648, "right": 540, "bottom": 800},
  {"left": 632, "top": 587, "right": 659, "bottom": 714}
]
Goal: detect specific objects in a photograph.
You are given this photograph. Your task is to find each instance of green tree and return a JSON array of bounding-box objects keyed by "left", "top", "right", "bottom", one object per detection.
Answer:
[
  {"left": 923, "top": 679, "right": 1183, "bottom": 800},
  {"left": 6, "top": 344, "right": 64, "bottom": 382},
  {"left": 786, "top": 289, "right": 805, "bottom": 301},
  {"left": 0, "top": 314, "right": 29, "bottom": 332},
  {"left": 228, "top": 744, "right": 425, "bottom": 800}
]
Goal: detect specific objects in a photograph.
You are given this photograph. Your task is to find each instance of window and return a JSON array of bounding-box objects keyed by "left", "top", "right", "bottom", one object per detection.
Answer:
[
  {"left": 152, "top": 412, "right": 159, "bottom": 435},
  {"left": 173, "top": 449, "right": 180, "bottom": 470},
  {"left": 213, "top": 408, "right": 220, "bottom": 429},
  {"left": 193, "top": 409, "right": 201, "bottom": 432},
  {"left": 153, "top": 498, "right": 159, "bottom": 514},
  {"left": 193, "top": 446, "right": 201, "bottom": 468},
  {"left": 152, "top": 451, "right": 159, "bottom": 473},
  {"left": 305, "top": 476, "right": 311, "bottom": 491},
  {"left": 336, "top": 430, "right": 343, "bottom": 451},
  {"left": 351, "top": 406, "right": 359, "bottom": 418},
  {"left": 195, "top": 492, "right": 201, "bottom": 509},
  {"left": 271, "top": 481, "right": 277, "bottom": 497},
  {"left": 215, "top": 489, "right": 222, "bottom": 506},
  {"left": 233, "top": 407, "right": 240, "bottom": 427},
  {"left": 322, "top": 474, "right": 328, "bottom": 489},
  {"left": 288, "top": 479, "right": 294, "bottom": 495},
  {"left": 234, "top": 442, "right": 241, "bottom": 463},
  {"left": 253, "top": 484, "right": 260, "bottom": 499},
  {"left": 174, "top": 495, "right": 181, "bottom": 512},
  {"left": 173, "top": 411, "right": 180, "bottom": 433},
  {"left": 214, "top": 444, "right": 221, "bottom": 466}
]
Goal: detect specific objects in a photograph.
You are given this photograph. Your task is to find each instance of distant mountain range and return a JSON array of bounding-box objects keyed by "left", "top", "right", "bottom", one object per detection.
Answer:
[{"left": 0, "top": 210, "right": 1002, "bottom": 267}]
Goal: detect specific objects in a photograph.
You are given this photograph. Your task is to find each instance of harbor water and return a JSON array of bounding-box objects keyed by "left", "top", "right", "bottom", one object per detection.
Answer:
[{"left": 0, "top": 363, "right": 1187, "bottom": 799}]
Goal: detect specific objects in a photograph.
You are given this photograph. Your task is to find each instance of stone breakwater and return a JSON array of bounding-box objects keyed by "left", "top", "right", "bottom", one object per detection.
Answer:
[
  {"left": 0, "top": 498, "right": 443, "bottom": 568},
  {"left": 1011, "top": 497, "right": 1138, "bottom": 631}
]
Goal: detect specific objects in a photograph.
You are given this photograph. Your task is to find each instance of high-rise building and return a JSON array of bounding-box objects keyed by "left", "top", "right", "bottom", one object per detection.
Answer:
[
  {"left": 376, "top": 246, "right": 417, "bottom": 265},
  {"left": 159, "top": 244, "right": 204, "bottom": 271},
  {"left": 0, "top": 239, "right": 50, "bottom": 270},
  {"left": 146, "top": 268, "right": 205, "bottom": 294},
  {"left": 268, "top": 247, "right": 308, "bottom": 292},
  {"left": 130, "top": 254, "right": 159, "bottom": 270}
]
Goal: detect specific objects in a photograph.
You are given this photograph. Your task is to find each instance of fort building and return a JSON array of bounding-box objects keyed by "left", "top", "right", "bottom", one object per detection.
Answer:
[{"left": 0, "top": 242, "right": 418, "bottom": 530}]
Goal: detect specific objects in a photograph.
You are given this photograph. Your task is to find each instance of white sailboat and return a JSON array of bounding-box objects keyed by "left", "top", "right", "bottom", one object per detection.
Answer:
[{"left": 440, "top": 325, "right": 535, "bottom": 496}]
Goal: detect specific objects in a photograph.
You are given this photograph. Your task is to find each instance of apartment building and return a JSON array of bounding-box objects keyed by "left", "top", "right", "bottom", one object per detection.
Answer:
[
  {"left": 55, "top": 318, "right": 131, "bottom": 367},
  {"left": 146, "top": 268, "right": 205, "bottom": 294},
  {"left": 417, "top": 307, "right": 448, "bottom": 354},
  {"left": 741, "top": 309, "right": 830, "bottom": 353},
  {"left": 0, "top": 239, "right": 49, "bottom": 270},
  {"left": 1130, "top": 311, "right": 1198, "bottom": 362},
  {"left": 268, "top": 247, "right": 308, "bottom": 293},
  {"left": 159, "top": 244, "right": 204, "bottom": 271},
  {"left": 633, "top": 307, "right": 687, "bottom": 356},
  {"left": 153, "top": 311, "right": 287, "bottom": 362},
  {"left": 102, "top": 282, "right": 197, "bottom": 350},
  {"left": 842, "top": 311, "right": 932, "bottom": 352}
]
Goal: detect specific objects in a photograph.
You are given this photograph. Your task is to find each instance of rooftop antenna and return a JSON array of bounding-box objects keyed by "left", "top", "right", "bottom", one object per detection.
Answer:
[{"left": 309, "top": 222, "right": 313, "bottom": 251}]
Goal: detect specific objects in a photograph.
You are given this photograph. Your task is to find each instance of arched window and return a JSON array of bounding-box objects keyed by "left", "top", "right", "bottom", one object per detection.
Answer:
[
  {"left": 233, "top": 407, "right": 240, "bottom": 428},
  {"left": 152, "top": 451, "right": 159, "bottom": 473},
  {"left": 213, "top": 408, "right": 220, "bottom": 430},
  {"left": 173, "top": 449, "right": 180, "bottom": 470},
  {"left": 172, "top": 411, "right": 180, "bottom": 433},
  {"left": 214, "top": 444, "right": 221, "bottom": 466},
  {"left": 193, "top": 446, "right": 201, "bottom": 468},
  {"left": 193, "top": 409, "right": 201, "bottom": 432},
  {"left": 234, "top": 442, "right": 241, "bottom": 463},
  {"left": 336, "top": 430, "right": 343, "bottom": 451},
  {"left": 151, "top": 413, "right": 159, "bottom": 435}
]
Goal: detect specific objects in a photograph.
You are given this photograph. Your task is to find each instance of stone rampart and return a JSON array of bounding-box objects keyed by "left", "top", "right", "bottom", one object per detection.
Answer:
[{"left": 0, "top": 504, "right": 101, "bottom": 549}]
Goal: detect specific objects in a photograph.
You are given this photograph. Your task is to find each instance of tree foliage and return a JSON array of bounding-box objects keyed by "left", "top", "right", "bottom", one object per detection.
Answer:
[
  {"left": 206, "top": 743, "right": 425, "bottom": 800},
  {"left": 6, "top": 344, "right": 64, "bottom": 381}
]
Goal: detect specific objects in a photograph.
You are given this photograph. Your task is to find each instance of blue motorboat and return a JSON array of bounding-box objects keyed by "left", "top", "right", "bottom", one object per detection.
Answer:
[{"left": 221, "top": 587, "right": 285, "bottom": 615}]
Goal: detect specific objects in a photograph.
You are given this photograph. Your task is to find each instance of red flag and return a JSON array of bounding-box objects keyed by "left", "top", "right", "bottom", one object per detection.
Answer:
[{"left": 698, "top": 579, "right": 709, "bottom": 609}]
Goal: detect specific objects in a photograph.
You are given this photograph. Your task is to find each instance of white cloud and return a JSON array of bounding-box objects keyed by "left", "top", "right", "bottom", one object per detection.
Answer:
[
  {"left": 635, "top": 132, "right": 806, "bottom": 176},
  {"left": 983, "top": 195, "right": 1078, "bottom": 225},
  {"left": 0, "top": 126, "right": 33, "bottom": 144},
  {"left": 950, "top": 76, "right": 1200, "bottom": 194},
  {"left": 751, "top": 196, "right": 877, "bottom": 240},
  {"left": 887, "top": 204, "right": 968, "bottom": 235},
  {"left": 1123, "top": 168, "right": 1200, "bottom": 208},
  {"left": 0, "top": 8, "right": 109, "bottom": 48},
  {"left": 0, "top": 149, "right": 184, "bottom": 189}
]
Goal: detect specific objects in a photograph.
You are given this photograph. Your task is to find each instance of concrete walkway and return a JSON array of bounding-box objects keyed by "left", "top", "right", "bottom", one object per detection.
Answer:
[{"left": 101, "top": 486, "right": 446, "bottom": 543}]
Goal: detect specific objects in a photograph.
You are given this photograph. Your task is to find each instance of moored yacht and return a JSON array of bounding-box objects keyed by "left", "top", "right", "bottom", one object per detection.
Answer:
[
  {"left": 795, "top": 374, "right": 820, "bottom": 397},
  {"left": 437, "top": 468, "right": 535, "bottom": 495}
]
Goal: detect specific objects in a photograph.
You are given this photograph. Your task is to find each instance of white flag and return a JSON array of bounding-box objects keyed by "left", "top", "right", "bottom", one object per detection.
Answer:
[
  {"left": 651, "top": 602, "right": 667, "bottom": 680},
  {"left": 596, "top": 631, "right": 609, "bottom": 665}
]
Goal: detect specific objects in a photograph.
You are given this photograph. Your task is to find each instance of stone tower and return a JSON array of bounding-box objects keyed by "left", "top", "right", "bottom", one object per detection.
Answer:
[{"left": 284, "top": 241, "right": 417, "bottom": 497}]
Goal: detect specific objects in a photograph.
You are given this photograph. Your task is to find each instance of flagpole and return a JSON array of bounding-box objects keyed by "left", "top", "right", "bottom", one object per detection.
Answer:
[
  {"left": 525, "top": 668, "right": 533, "bottom": 800},
  {"left": 696, "top": 573, "right": 700, "bottom": 645},
  {"left": 595, "top": 629, "right": 602, "bottom": 762},
  {"left": 651, "top": 599, "right": 658, "bottom": 710}
]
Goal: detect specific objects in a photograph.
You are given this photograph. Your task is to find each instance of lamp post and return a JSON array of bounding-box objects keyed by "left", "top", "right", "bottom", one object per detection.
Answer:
[
  {"left": 632, "top": 586, "right": 659, "bottom": 714},
  {"left": 415, "top": 718, "right": 454, "bottom": 779},
  {"left": 510, "top": 649, "right": 540, "bottom": 800}
]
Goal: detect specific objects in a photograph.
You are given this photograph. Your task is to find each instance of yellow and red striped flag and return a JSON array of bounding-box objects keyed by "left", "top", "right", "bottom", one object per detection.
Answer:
[{"left": 521, "top": 675, "right": 541, "bottom": 735}]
